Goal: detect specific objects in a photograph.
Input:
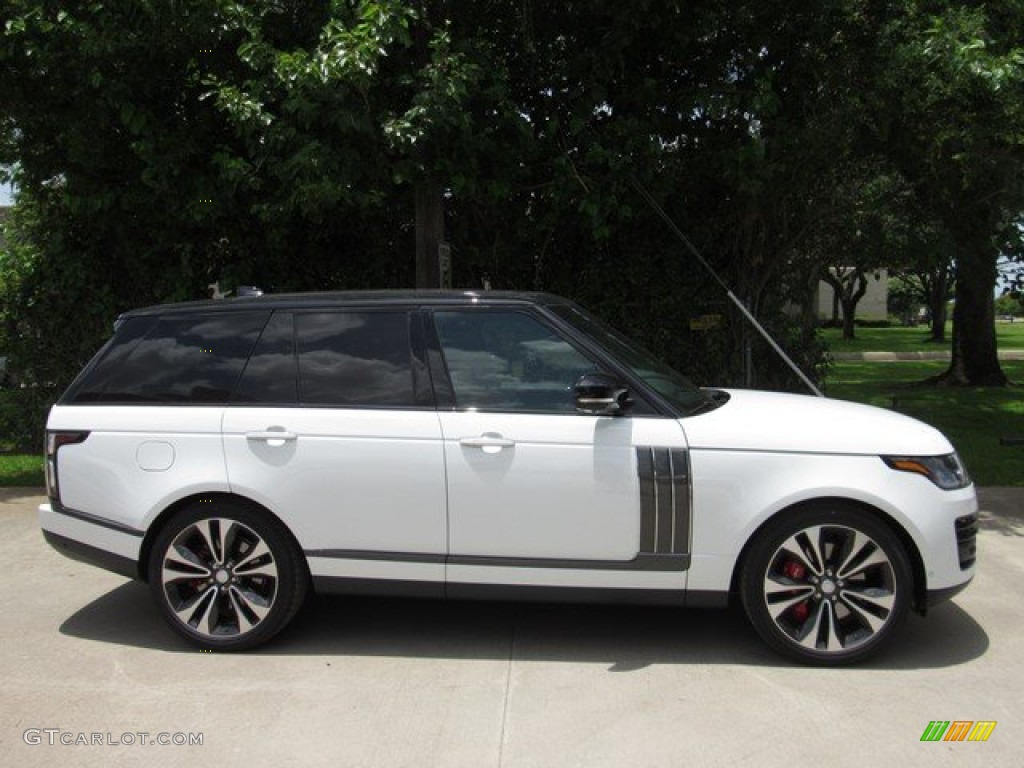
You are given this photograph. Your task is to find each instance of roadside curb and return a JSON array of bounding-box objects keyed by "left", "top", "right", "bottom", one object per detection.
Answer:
[
  {"left": 0, "top": 486, "right": 44, "bottom": 504},
  {"left": 834, "top": 350, "right": 1024, "bottom": 361},
  {"left": 977, "top": 487, "right": 1024, "bottom": 519}
]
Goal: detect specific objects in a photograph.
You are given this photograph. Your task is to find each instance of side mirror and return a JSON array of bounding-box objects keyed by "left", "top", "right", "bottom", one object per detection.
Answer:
[{"left": 574, "top": 372, "right": 632, "bottom": 416}]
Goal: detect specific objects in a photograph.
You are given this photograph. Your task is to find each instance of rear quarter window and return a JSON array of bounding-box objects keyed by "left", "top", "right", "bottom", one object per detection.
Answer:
[{"left": 67, "top": 312, "right": 269, "bottom": 404}]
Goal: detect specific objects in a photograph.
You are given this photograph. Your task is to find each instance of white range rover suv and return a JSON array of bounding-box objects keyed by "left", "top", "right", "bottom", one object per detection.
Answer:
[{"left": 39, "top": 291, "right": 977, "bottom": 664}]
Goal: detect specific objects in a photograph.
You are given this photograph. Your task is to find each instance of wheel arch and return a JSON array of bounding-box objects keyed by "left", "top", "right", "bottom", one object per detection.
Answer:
[
  {"left": 727, "top": 496, "right": 928, "bottom": 615},
  {"left": 137, "top": 491, "right": 308, "bottom": 584}
]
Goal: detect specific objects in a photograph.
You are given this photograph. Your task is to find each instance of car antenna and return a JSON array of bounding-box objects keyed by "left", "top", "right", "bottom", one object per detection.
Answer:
[{"left": 630, "top": 177, "right": 824, "bottom": 397}]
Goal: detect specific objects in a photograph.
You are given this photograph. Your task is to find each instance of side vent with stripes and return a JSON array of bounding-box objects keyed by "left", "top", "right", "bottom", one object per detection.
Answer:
[{"left": 636, "top": 447, "right": 691, "bottom": 556}]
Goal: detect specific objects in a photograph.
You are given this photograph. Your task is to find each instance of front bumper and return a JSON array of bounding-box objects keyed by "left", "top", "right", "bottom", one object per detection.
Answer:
[{"left": 925, "top": 577, "right": 974, "bottom": 610}]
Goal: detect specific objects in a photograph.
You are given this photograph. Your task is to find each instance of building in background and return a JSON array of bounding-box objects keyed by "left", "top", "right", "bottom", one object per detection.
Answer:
[{"left": 816, "top": 268, "right": 889, "bottom": 323}]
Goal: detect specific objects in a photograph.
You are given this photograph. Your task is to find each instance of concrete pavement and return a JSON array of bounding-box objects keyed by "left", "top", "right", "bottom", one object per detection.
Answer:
[{"left": 1, "top": 487, "right": 1021, "bottom": 767}]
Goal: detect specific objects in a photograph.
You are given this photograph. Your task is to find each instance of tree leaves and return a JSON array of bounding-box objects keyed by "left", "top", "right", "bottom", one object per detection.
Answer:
[{"left": 1, "top": 0, "right": 1022, "bottom": 398}]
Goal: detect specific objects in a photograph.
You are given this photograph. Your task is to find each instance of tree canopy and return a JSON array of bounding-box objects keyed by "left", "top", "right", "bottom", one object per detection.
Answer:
[{"left": 2, "top": 0, "right": 1023, "bottom": 443}]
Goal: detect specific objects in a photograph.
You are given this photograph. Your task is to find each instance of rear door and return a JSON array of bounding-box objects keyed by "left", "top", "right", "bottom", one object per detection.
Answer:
[{"left": 222, "top": 309, "right": 447, "bottom": 589}]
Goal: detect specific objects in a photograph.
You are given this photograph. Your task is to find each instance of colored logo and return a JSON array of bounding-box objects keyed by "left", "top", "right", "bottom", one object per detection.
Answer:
[{"left": 920, "top": 721, "right": 996, "bottom": 742}]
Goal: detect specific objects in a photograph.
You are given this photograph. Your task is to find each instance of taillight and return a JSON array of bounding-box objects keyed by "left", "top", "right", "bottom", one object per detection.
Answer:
[{"left": 45, "top": 430, "right": 89, "bottom": 506}]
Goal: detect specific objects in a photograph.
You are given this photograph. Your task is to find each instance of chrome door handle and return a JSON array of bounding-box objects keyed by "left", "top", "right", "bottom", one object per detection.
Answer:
[
  {"left": 459, "top": 434, "right": 515, "bottom": 451},
  {"left": 245, "top": 430, "right": 297, "bottom": 442}
]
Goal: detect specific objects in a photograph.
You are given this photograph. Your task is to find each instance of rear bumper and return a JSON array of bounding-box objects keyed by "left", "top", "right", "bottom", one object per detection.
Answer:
[
  {"left": 42, "top": 530, "right": 138, "bottom": 579},
  {"left": 39, "top": 503, "right": 142, "bottom": 580}
]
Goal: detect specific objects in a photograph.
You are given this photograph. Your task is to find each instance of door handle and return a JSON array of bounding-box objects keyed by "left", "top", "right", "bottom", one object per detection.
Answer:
[
  {"left": 245, "top": 430, "right": 297, "bottom": 444},
  {"left": 459, "top": 433, "right": 515, "bottom": 453}
]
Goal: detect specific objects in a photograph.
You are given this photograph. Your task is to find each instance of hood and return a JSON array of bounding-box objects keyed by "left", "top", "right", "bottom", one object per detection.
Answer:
[{"left": 680, "top": 389, "right": 954, "bottom": 456}]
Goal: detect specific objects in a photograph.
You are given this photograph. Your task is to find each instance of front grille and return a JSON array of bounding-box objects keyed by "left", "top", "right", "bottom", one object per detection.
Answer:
[{"left": 955, "top": 514, "right": 978, "bottom": 570}]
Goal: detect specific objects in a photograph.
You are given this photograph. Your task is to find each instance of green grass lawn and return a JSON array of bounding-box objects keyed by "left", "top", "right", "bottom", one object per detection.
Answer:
[
  {"left": 825, "top": 360, "right": 1024, "bottom": 486},
  {"left": 822, "top": 321, "right": 1024, "bottom": 354},
  {"left": 0, "top": 453, "right": 43, "bottom": 487},
  {"left": 1, "top": 387, "right": 44, "bottom": 485}
]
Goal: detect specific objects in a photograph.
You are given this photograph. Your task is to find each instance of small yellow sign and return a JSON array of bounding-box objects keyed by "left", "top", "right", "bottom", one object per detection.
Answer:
[{"left": 689, "top": 314, "right": 722, "bottom": 331}]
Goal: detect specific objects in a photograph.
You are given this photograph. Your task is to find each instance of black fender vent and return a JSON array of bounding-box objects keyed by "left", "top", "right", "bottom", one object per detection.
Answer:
[{"left": 636, "top": 447, "right": 691, "bottom": 556}]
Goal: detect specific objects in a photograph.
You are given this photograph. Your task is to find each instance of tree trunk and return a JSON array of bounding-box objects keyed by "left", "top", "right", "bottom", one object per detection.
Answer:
[
  {"left": 415, "top": 183, "right": 444, "bottom": 289},
  {"left": 927, "top": 272, "right": 948, "bottom": 342},
  {"left": 940, "top": 253, "right": 1006, "bottom": 385},
  {"left": 840, "top": 299, "right": 857, "bottom": 340},
  {"left": 412, "top": 3, "right": 445, "bottom": 290},
  {"left": 928, "top": 297, "right": 946, "bottom": 342},
  {"left": 800, "top": 262, "right": 822, "bottom": 330},
  {"left": 822, "top": 268, "right": 868, "bottom": 341}
]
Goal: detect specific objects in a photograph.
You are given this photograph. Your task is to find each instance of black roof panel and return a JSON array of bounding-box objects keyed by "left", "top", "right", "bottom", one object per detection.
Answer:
[{"left": 121, "top": 290, "right": 568, "bottom": 318}]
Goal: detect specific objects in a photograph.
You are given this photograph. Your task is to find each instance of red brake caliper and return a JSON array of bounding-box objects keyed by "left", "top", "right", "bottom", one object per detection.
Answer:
[{"left": 783, "top": 560, "right": 810, "bottom": 622}]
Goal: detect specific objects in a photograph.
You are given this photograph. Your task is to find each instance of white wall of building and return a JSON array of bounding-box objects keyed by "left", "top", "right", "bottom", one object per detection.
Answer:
[{"left": 817, "top": 268, "right": 888, "bottom": 321}]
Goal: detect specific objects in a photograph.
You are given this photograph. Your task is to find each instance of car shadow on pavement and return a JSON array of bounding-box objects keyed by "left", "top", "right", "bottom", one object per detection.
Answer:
[{"left": 60, "top": 581, "right": 989, "bottom": 671}]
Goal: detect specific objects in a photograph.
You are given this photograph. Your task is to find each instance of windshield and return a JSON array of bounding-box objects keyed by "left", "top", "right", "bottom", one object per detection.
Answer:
[{"left": 549, "top": 303, "right": 710, "bottom": 414}]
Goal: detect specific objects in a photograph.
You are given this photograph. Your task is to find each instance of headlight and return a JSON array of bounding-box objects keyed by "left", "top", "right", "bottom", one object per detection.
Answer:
[{"left": 882, "top": 453, "right": 971, "bottom": 490}]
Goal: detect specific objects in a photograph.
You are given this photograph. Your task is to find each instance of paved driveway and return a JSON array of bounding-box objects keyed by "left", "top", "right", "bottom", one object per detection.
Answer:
[{"left": 2, "top": 488, "right": 1021, "bottom": 767}]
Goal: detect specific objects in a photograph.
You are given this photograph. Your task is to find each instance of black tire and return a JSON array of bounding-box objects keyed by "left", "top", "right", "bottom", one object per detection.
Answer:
[
  {"left": 147, "top": 499, "right": 308, "bottom": 651},
  {"left": 740, "top": 502, "right": 912, "bottom": 665}
]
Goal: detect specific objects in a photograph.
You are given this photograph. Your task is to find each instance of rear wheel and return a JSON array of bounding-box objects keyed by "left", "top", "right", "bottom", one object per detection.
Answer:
[
  {"left": 740, "top": 503, "right": 912, "bottom": 665},
  {"left": 148, "top": 500, "right": 307, "bottom": 650}
]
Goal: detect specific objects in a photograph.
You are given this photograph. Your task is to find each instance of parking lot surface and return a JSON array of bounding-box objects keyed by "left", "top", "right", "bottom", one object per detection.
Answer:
[{"left": 2, "top": 487, "right": 1021, "bottom": 767}]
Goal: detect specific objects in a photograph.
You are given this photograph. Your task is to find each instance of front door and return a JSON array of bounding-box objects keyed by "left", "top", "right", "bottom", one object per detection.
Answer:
[{"left": 430, "top": 308, "right": 690, "bottom": 573}]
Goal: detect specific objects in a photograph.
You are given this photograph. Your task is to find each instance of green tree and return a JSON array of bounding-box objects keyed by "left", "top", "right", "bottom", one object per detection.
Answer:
[
  {"left": 0, "top": 190, "right": 118, "bottom": 446},
  {"left": 995, "top": 290, "right": 1022, "bottom": 318},
  {"left": 4, "top": 0, "right": 1021, "bottom": 404},
  {"left": 892, "top": 240, "right": 956, "bottom": 342},
  {"left": 879, "top": 3, "right": 1024, "bottom": 385},
  {"left": 810, "top": 162, "right": 917, "bottom": 340}
]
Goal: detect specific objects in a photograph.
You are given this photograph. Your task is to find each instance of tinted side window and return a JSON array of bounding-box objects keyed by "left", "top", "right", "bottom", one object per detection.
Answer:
[
  {"left": 296, "top": 312, "right": 415, "bottom": 407},
  {"left": 433, "top": 310, "right": 598, "bottom": 413},
  {"left": 64, "top": 316, "right": 158, "bottom": 403},
  {"left": 233, "top": 312, "right": 298, "bottom": 404},
  {"left": 71, "top": 313, "right": 269, "bottom": 403}
]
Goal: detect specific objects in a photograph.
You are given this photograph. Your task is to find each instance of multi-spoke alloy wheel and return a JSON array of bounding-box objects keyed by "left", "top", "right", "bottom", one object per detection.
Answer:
[
  {"left": 148, "top": 501, "right": 307, "bottom": 650},
  {"left": 741, "top": 504, "right": 912, "bottom": 665}
]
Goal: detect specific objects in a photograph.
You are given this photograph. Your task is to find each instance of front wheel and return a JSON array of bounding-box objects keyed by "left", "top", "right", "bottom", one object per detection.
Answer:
[
  {"left": 740, "top": 503, "right": 912, "bottom": 665},
  {"left": 148, "top": 500, "right": 308, "bottom": 651}
]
